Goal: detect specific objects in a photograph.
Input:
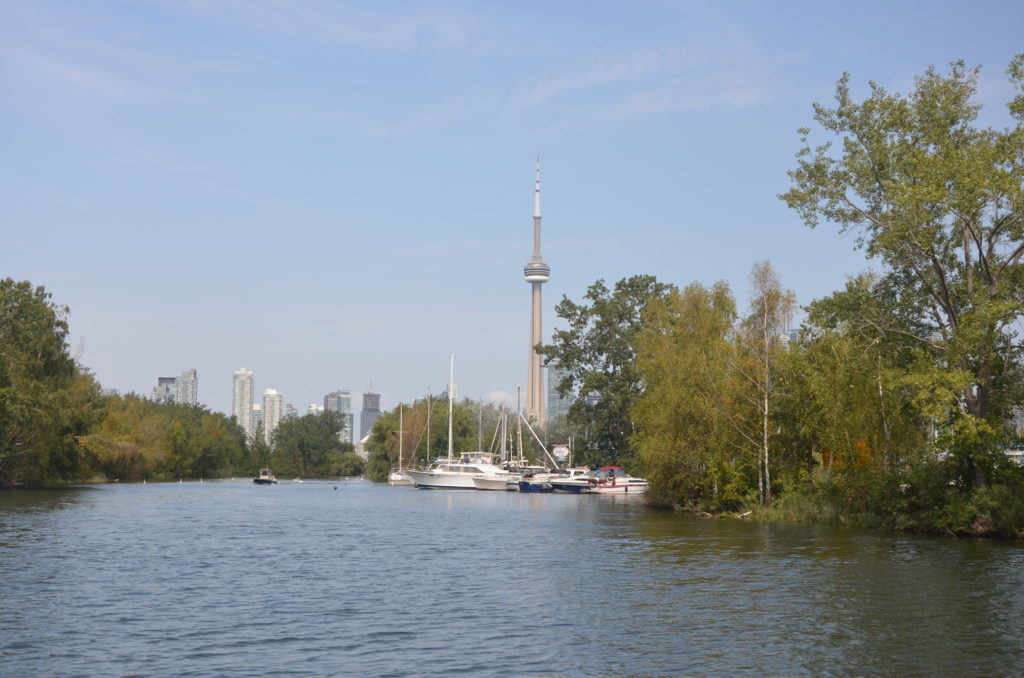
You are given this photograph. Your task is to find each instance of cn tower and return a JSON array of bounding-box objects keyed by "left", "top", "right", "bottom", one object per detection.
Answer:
[{"left": 524, "top": 158, "right": 550, "bottom": 425}]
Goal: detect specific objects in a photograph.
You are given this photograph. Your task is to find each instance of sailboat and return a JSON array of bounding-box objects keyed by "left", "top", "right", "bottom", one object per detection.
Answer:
[
  {"left": 406, "top": 354, "right": 507, "bottom": 489},
  {"left": 389, "top": 403, "right": 412, "bottom": 485}
]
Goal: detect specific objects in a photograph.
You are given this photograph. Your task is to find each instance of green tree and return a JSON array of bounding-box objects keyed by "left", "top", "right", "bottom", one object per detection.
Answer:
[
  {"left": 538, "top": 275, "right": 673, "bottom": 469},
  {"left": 781, "top": 56, "right": 1024, "bottom": 488},
  {"left": 633, "top": 281, "right": 747, "bottom": 509},
  {"left": 271, "top": 411, "right": 349, "bottom": 477},
  {"left": 736, "top": 261, "right": 796, "bottom": 505},
  {"left": 0, "top": 279, "right": 100, "bottom": 487},
  {"left": 86, "top": 395, "right": 248, "bottom": 481}
]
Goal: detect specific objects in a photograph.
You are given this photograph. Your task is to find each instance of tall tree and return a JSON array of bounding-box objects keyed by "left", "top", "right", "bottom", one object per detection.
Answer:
[
  {"left": 538, "top": 275, "right": 673, "bottom": 468},
  {"left": 781, "top": 56, "right": 1024, "bottom": 488},
  {"left": 736, "top": 261, "right": 796, "bottom": 505}
]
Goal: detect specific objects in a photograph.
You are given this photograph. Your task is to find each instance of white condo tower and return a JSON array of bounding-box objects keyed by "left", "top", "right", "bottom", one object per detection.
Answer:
[{"left": 524, "top": 159, "right": 550, "bottom": 425}]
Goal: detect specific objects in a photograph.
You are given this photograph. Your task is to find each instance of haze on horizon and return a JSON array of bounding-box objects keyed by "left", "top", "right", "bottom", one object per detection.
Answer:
[{"left": 3, "top": 0, "right": 1022, "bottom": 422}]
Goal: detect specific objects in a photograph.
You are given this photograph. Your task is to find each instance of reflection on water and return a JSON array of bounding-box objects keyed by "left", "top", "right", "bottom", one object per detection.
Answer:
[{"left": 1, "top": 480, "right": 1022, "bottom": 677}]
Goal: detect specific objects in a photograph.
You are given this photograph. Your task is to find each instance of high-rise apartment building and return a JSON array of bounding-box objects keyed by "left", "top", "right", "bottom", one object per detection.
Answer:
[
  {"left": 151, "top": 369, "right": 198, "bottom": 405},
  {"left": 152, "top": 376, "right": 177, "bottom": 403},
  {"left": 232, "top": 368, "right": 255, "bottom": 439},
  {"left": 360, "top": 391, "right": 381, "bottom": 440},
  {"left": 325, "top": 390, "right": 354, "bottom": 445},
  {"left": 263, "top": 389, "right": 283, "bottom": 445},
  {"left": 175, "top": 369, "right": 198, "bottom": 406}
]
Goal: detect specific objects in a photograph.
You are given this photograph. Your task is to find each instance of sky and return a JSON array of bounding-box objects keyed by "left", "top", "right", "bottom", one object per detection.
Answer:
[{"left": 3, "top": 0, "right": 1023, "bottom": 428}]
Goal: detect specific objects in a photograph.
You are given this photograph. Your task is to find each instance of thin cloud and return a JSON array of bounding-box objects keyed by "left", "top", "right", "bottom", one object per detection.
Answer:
[
  {"left": 179, "top": 0, "right": 476, "bottom": 51},
  {"left": 10, "top": 48, "right": 187, "bottom": 104},
  {"left": 521, "top": 51, "right": 667, "bottom": 108}
]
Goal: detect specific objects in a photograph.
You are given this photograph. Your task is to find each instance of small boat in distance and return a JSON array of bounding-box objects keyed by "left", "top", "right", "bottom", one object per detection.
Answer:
[{"left": 253, "top": 468, "right": 278, "bottom": 485}]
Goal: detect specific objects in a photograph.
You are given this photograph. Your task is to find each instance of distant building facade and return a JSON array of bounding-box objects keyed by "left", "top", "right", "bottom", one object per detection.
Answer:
[
  {"left": 151, "top": 369, "right": 198, "bottom": 405},
  {"left": 151, "top": 376, "right": 177, "bottom": 403},
  {"left": 1011, "top": 407, "right": 1024, "bottom": 438},
  {"left": 175, "top": 369, "right": 198, "bottom": 406},
  {"left": 233, "top": 368, "right": 255, "bottom": 439},
  {"left": 251, "top": 403, "right": 263, "bottom": 437},
  {"left": 325, "top": 390, "right": 354, "bottom": 445},
  {"left": 360, "top": 391, "right": 381, "bottom": 439},
  {"left": 547, "top": 364, "right": 572, "bottom": 421},
  {"left": 263, "top": 389, "right": 283, "bottom": 445}
]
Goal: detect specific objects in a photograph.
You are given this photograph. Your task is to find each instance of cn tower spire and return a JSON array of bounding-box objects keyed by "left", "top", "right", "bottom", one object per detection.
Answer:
[{"left": 524, "top": 158, "right": 550, "bottom": 425}]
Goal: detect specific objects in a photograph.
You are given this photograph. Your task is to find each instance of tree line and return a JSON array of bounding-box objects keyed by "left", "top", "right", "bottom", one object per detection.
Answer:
[{"left": 0, "top": 277, "right": 362, "bottom": 486}]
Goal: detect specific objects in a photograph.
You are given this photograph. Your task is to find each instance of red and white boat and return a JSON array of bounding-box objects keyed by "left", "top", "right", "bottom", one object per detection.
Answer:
[{"left": 587, "top": 466, "right": 648, "bottom": 494}]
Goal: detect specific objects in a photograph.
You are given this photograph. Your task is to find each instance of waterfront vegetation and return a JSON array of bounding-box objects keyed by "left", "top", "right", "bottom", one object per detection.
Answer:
[
  {"left": 4, "top": 57, "right": 1024, "bottom": 538},
  {"left": 538, "top": 57, "right": 1024, "bottom": 538}
]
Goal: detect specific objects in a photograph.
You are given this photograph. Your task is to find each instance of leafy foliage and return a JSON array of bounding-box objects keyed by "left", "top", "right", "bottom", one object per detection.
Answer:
[
  {"left": 83, "top": 395, "right": 249, "bottom": 481},
  {"left": 780, "top": 56, "right": 1024, "bottom": 487},
  {"left": 271, "top": 411, "right": 358, "bottom": 478},
  {"left": 538, "top": 275, "right": 673, "bottom": 469},
  {"left": 0, "top": 279, "right": 101, "bottom": 487}
]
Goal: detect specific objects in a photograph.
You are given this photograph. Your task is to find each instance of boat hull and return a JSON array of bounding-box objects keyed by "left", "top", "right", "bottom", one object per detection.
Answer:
[
  {"left": 549, "top": 480, "right": 592, "bottom": 494},
  {"left": 406, "top": 470, "right": 478, "bottom": 489},
  {"left": 517, "top": 480, "right": 553, "bottom": 493},
  {"left": 473, "top": 476, "right": 515, "bottom": 491},
  {"left": 589, "top": 482, "right": 647, "bottom": 494}
]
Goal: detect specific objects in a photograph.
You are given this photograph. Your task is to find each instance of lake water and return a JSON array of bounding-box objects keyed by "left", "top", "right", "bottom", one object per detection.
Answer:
[{"left": 2, "top": 479, "right": 1023, "bottom": 677}]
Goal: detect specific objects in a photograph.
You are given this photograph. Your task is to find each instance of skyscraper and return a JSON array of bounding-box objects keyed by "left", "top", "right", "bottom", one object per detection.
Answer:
[
  {"left": 175, "top": 368, "right": 198, "bottom": 406},
  {"left": 325, "top": 390, "right": 354, "bottom": 445},
  {"left": 232, "top": 368, "right": 254, "bottom": 439},
  {"left": 263, "top": 388, "right": 283, "bottom": 446},
  {"left": 152, "top": 369, "right": 198, "bottom": 406},
  {"left": 360, "top": 390, "right": 381, "bottom": 440},
  {"left": 151, "top": 376, "right": 177, "bottom": 403},
  {"left": 524, "top": 159, "right": 550, "bottom": 425}
]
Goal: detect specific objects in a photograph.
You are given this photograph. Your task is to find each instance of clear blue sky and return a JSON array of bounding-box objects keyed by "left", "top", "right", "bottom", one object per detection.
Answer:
[{"left": 3, "top": 0, "right": 1022, "bottom": 422}]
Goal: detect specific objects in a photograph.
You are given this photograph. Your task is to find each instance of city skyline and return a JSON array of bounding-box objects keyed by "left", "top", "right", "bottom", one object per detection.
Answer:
[{"left": 3, "top": 1, "right": 1022, "bottom": 415}]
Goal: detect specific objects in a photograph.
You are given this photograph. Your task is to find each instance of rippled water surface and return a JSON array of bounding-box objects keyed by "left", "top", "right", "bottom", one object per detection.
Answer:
[{"left": 2, "top": 480, "right": 1023, "bottom": 677}]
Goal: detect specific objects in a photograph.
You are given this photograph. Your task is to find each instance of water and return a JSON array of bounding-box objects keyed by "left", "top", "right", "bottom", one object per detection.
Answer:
[{"left": 2, "top": 480, "right": 1023, "bottom": 677}]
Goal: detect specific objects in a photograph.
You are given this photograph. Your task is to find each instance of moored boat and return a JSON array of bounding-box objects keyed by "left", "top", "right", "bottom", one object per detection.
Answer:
[
  {"left": 547, "top": 468, "right": 594, "bottom": 493},
  {"left": 587, "top": 466, "right": 648, "bottom": 494},
  {"left": 548, "top": 467, "right": 647, "bottom": 494},
  {"left": 253, "top": 468, "right": 277, "bottom": 485},
  {"left": 408, "top": 451, "right": 509, "bottom": 489}
]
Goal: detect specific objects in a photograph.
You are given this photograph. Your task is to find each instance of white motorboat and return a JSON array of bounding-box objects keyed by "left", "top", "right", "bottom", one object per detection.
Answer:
[
  {"left": 408, "top": 451, "right": 509, "bottom": 489},
  {"left": 586, "top": 466, "right": 648, "bottom": 494},
  {"left": 548, "top": 468, "right": 596, "bottom": 493}
]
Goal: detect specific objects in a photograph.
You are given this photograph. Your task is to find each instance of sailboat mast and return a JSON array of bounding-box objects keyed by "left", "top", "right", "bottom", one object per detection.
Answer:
[
  {"left": 447, "top": 353, "right": 454, "bottom": 463},
  {"left": 516, "top": 385, "right": 524, "bottom": 466},
  {"left": 398, "top": 403, "right": 403, "bottom": 473}
]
